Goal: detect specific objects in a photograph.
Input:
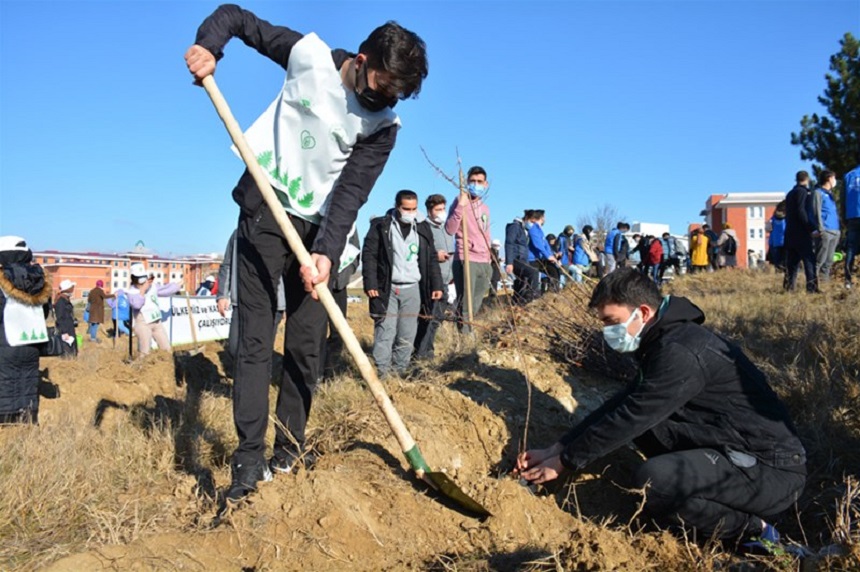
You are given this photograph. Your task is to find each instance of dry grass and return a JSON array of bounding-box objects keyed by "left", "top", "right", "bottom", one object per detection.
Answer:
[
  {"left": 0, "top": 412, "right": 182, "bottom": 569},
  {"left": 666, "top": 270, "right": 860, "bottom": 565}
]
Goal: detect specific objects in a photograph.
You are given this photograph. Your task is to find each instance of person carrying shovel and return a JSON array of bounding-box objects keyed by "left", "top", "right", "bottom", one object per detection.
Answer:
[{"left": 185, "top": 4, "right": 428, "bottom": 505}]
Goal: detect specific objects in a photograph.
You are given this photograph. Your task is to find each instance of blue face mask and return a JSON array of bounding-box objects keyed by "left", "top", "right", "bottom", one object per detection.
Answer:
[
  {"left": 525, "top": 221, "right": 534, "bottom": 229},
  {"left": 467, "top": 183, "right": 486, "bottom": 196},
  {"left": 603, "top": 309, "right": 644, "bottom": 353}
]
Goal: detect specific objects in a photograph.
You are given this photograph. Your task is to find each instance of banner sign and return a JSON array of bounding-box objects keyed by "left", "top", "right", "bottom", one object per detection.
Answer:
[{"left": 156, "top": 296, "right": 232, "bottom": 346}]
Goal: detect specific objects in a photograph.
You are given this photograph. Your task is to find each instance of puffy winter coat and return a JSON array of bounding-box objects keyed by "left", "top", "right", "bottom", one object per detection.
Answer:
[{"left": 0, "top": 264, "right": 52, "bottom": 422}]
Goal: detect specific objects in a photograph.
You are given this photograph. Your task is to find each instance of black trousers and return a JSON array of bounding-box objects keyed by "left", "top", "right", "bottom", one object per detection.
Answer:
[
  {"left": 531, "top": 259, "right": 560, "bottom": 293},
  {"left": 320, "top": 287, "right": 347, "bottom": 378},
  {"left": 783, "top": 242, "right": 818, "bottom": 292},
  {"left": 414, "top": 297, "right": 450, "bottom": 360},
  {"left": 512, "top": 259, "right": 540, "bottom": 304},
  {"left": 233, "top": 204, "right": 328, "bottom": 464},
  {"left": 633, "top": 449, "right": 805, "bottom": 539}
]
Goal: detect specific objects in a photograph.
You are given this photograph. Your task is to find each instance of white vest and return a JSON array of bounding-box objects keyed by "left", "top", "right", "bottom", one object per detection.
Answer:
[
  {"left": 1, "top": 289, "right": 48, "bottom": 346},
  {"left": 131, "top": 284, "right": 163, "bottom": 324},
  {"left": 239, "top": 33, "right": 400, "bottom": 223}
]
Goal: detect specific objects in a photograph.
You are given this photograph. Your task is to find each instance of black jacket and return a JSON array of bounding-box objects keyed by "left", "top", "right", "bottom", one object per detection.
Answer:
[
  {"left": 784, "top": 184, "right": 817, "bottom": 249},
  {"left": 196, "top": 4, "right": 398, "bottom": 265},
  {"left": 362, "top": 212, "right": 443, "bottom": 322},
  {"left": 560, "top": 296, "right": 805, "bottom": 472},
  {"left": 0, "top": 264, "right": 51, "bottom": 420},
  {"left": 55, "top": 296, "right": 76, "bottom": 337}
]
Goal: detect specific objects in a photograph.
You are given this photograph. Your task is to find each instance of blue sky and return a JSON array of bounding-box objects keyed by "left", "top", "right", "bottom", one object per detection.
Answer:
[{"left": 1, "top": 0, "right": 858, "bottom": 256}]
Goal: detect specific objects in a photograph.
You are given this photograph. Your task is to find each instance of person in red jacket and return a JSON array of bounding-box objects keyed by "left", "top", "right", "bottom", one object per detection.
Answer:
[{"left": 646, "top": 236, "right": 663, "bottom": 285}]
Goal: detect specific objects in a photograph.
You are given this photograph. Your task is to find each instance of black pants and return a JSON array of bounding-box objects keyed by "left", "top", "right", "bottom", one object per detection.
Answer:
[
  {"left": 233, "top": 204, "right": 328, "bottom": 464},
  {"left": 633, "top": 449, "right": 806, "bottom": 539},
  {"left": 512, "top": 259, "right": 540, "bottom": 304},
  {"left": 659, "top": 257, "right": 681, "bottom": 279},
  {"left": 531, "top": 259, "right": 560, "bottom": 293},
  {"left": 414, "top": 297, "right": 450, "bottom": 360},
  {"left": 783, "top": 243, "right": 818, "bottom": 292},
  {"left": 320, "top": 287, "right": 347, "bottom": 379}
]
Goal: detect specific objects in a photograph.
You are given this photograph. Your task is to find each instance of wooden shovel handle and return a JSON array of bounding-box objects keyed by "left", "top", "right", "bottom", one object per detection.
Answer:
[{"left": 200, "top": 75, "right": 422, "bottom": 465}]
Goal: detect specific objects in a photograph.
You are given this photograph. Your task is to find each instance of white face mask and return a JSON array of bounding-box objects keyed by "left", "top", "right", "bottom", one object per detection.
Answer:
[
  {"left": 602, "top": 308, "right": 644, "bottom": 353},
  {"left": 431, "top": 214, "right": 445, "bottom": 224},
  {"left": 399, "top": 210, "right": 416, "bottom": 223}
]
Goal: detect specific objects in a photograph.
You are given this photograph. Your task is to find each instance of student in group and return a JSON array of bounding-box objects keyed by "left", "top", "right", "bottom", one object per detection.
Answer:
[
  {"left": 505, "top": 210, "right": 541, "bottom": 303},
  {"left": 127, "top": 263, "right": 180, "bottom": 356},
  {"left": 527, "top": 210, "right": 561, "bottom": 293},
  {"left": 86, "top": 279, "right": 114, "bottom": 343},
  {"left": 185, "top": 5, "right": 428, "bottom": 503},
  {"left": 516, "top": 268, "right": 806, "bottom": 545},
  {"left": 0, "top": 236, "right": 53, "bottom": 423},
  {"left": 54, "top": 280, "right": 78, "bottom": 359},
  {"left": 362, "top": 190, "right": 443, "bottom": 377},
  {"left": 414, "top": 193, "right": 454, "bottom": 359},
  {"left": 445, "top": 166, "right": 492, "bottom": 334}
]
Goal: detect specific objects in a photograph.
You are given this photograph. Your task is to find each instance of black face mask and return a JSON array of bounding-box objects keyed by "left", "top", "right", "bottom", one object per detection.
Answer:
[{"left": 354, "top": 62, "right": 397, "bottom": 112}]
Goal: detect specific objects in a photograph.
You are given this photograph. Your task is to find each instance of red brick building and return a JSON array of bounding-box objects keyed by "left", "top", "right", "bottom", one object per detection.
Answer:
[
  {"left": 698, "top": 192, "right": 785, "bottom": 268},
  {"left": 34, "top": 244, "right": 221, "bottom": 301}
]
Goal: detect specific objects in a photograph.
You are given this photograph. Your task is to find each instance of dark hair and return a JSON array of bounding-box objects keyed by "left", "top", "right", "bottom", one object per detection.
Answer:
[
  {"left": 395, "top": 189, "right": 418, "bottom": 206},
  {"left": 425, "top": 193, "right": 446, "bottom": 210},
  {"left": 616, "top": 221, "right": 630, "bottom": 230},
  {"left": 523, "top": 209, "right": 534, "bottom": 219},
  {"left": 532, "top": 209, "right": 546, "bottom": 218},
  {"left": 796, "top": 170, "right": 810, "bottom": 184},
  {"left": 662, "top": 232, "right": 670, "bottom": 238},
  {"left": 588, "top": 267, "right": 662, "bottom": 311},
  {"left": 702, "top": 224, "right": 710, "bottom": 230},
  {"left": 582, "top": 225, "right": 594, "bottom": 235},
  {"left": 564, "top": 225, "right": 575, "bottom": 234},
  {"left": 359, "top": 21, "right": 428, "bottom": 99},
  {"left": 819, "top": 170, "right": 835, "bottom": 185},
  {"left": 467, "top": 166, "right": 487, "bottom": 180},
  {"left": 546, "top": 234, "right": 557, "bottom": 242}
]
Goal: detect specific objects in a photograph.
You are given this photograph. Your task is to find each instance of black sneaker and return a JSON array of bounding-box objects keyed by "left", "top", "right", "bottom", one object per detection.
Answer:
[
  {"left": 225, "top": 458, "right": 272, "bottom": 504},
  {"left": 269, "top": 447, "right": 317, "bottom": 475}
]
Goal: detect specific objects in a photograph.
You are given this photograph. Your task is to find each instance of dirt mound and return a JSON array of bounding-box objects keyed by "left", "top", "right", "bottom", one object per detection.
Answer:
[{"left": 3, "top": 298, "right": 818, "bottom": 571}]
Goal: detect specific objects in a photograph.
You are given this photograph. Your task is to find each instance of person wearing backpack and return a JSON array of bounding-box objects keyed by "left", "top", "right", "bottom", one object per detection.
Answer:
[{"left": 716, "top": 224, "right": 739, "bottom": 269}]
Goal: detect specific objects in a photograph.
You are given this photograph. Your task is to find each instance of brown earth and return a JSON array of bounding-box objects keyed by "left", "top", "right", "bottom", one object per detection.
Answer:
[{"left": 0, "top": 292, "right": 817, "bottom": 571}]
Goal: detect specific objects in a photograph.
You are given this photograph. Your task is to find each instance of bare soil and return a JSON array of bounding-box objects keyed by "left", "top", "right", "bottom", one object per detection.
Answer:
[{"left": 0, "top": 293, "right": 813, "bottom": 571}]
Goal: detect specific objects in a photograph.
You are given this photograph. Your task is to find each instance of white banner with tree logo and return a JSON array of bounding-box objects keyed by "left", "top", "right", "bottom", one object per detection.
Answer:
[{"left": 156, "top": 296, "right": 232, "bottom": 346}]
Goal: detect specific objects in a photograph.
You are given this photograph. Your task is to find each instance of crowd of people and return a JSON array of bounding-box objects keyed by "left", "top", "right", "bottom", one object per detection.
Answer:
[{"left": 3, "top": 3, "right": 859, "bottom": 555}]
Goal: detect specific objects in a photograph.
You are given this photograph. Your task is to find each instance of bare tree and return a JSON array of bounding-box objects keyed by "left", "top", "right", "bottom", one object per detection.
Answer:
[{"left": 575, "top": 203, "right": 626, "bottom": 245}]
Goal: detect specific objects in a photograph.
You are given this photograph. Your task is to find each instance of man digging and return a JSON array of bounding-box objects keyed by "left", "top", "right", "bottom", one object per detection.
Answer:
[{"left": 185, "top": 4, "right": 428, "bottom": 505}]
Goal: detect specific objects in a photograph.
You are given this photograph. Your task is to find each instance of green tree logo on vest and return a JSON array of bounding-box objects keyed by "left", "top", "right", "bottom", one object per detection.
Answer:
[
  {"left": 406, "top": 243, "right": 419, "bottom": 262},
  {"left": 300, "top": 130, "right": 316, "bottom": 150},
  {"left": 257, "top": 151, "right": 314, "bottom": 209}
]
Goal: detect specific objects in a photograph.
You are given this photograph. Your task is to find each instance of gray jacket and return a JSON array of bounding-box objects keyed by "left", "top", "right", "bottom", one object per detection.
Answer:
[{"left": 428, "top": 218, "right": 454, "bottom": 283}]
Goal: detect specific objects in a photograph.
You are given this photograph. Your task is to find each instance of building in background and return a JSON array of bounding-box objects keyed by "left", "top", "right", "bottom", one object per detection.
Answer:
[
  {"left": 699, "top": 192, "right": 785, "bottom": 268},
  {"left": 34, "top": 241, "right": 221, "bottom": 301}
]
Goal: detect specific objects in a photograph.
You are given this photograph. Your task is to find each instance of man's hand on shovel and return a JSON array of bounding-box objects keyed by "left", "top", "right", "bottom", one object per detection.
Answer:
[
  {"left": 300, "top": 253, "right": 332, "bottom": 300},
  {"left": 185, "top": 45, "right": 216, "bottom": 85}
]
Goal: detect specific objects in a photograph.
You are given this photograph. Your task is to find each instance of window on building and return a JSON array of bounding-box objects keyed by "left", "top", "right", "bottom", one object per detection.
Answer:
[
  {"left": 749, "top": 229, "right": 755, "bottom": 239},
  {"left": 114, "top": 281, "right": 119, "bottom": 288},
  {"left": 758, "top": 228, "right": 764, "bottom": 239},
  {"left": 748, "top": 207, "right": 754, "bottom": 218},
  {"left": 123, "top": 271, "right": 127, "bottom": 277}
]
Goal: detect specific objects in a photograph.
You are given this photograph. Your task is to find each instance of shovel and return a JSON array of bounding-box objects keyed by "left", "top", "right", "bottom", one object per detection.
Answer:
[{"left": 201, "top": 75, "right": 490, "bottom": 518}]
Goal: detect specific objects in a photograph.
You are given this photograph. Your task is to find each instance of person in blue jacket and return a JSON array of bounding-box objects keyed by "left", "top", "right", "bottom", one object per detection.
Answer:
[
  {"left": 527, "top": 210, "right": 561, "bottom": 293},
  {"left": 109, "top": 290, "right": 131, "bottom": 337},
  {"left": 811, "top": 170, "right": 840, "bottom": 281},
  {"left": 604, "top": 224, "right": 620, "bottom": 275},
  {"left": 843, "top": 165, "right": 860, "bottom": 289},
  {"left": 766, "top": 202, "right": 787, "bottom": 271}
]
